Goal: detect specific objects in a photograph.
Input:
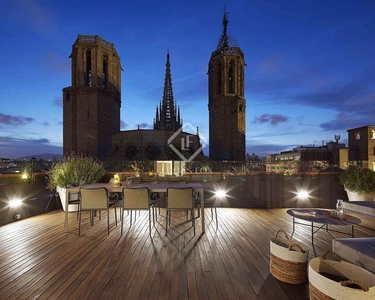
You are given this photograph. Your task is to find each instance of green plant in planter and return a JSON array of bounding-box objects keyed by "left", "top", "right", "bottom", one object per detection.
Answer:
[
  {"left": 339, "top": 165, "right": 375, "bottom": 195},
  {"left": 46, "top": 153, "right": 106, "bottom": 190}
]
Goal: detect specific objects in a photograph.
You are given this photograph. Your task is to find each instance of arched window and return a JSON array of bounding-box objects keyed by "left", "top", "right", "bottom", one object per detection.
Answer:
[
  {"left": 228, "top": 62, "right": 234, "bottom": 94},
  {"left": 86, "top": 50, "right": 92, "bottom": 87},
  {"left": 102, "top": 54, "right": 107, "bottom": 89},
  {"left": 217, "top": 64, "right": 222, "bottom": 95}
]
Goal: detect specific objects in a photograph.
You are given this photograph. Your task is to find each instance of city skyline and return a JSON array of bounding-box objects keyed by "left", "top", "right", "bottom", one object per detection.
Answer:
[{"left": 1, "top": 0, "right": 375, "bottom": 159}]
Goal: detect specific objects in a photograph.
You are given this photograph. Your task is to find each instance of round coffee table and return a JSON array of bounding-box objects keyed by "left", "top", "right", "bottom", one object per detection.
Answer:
[{"left": 286, "top": 208, "right": 362, "bottom": 256}]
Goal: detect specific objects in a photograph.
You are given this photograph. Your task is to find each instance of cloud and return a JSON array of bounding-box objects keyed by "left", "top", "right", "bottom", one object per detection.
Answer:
[
  {"left": 138, "top": 123, "right": 153, "bottom": 129},
  {"left": 54, "top": 97, "right": 63, "bottom": 107},
  {"left": 319, "top": 111, "right": 371, "bottom": 132},
  {"left": 303, "top": 68, "right": 374, "bottom": 109},
  {"left": 44, "top": 53, "right": 70, "bottom": 73},
  {"left": 0, "top": 113, "right": 34, "bottom": 126},
  {"left": 252, "top": 114, "right": 288, "bottom": 126},
  {"left": 246, "top": 143, "right": 294, "bottom": 157},
  {"left": 258, "top": 55, "right": 282, "bottom": 74},
  {"left": 0, "top": 135, "right": 62, "bottom": 159},
  {"left": 0, "top": 136, "right": 50, "bottom": 145},
  {"left": 11, "top": 0, "right": 55, "bottom": 35},
  {"left": 345, "top": 91, "right": 375, "bottom": 107},
  {"left": 120, "top": 121, "right": 128, "bottom": 129}
]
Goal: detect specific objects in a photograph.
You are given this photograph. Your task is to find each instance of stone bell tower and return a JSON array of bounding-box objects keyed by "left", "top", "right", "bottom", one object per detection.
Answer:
[
  {"left": 62, "top": 35, "right": 122, "bottom": 160},
  {"left": 208, "top": 11, "right": 246, "bottom": 161}
]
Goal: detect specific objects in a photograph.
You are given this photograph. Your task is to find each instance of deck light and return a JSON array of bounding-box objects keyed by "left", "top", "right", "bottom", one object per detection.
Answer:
[
  {"left": 9, "top": 198, "right": 23, "bottom": 208},
  {"left": 297, "top": 190, "right": 309, "bottom": 200},
  {"left": 215, "top": 189, "right": 227, "bottom": 198}
]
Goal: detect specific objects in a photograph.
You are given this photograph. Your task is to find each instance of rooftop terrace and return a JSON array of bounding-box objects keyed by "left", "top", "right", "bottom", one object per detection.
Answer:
[{"left": 0, "top": 207, "right": 374, "bottom": 299}]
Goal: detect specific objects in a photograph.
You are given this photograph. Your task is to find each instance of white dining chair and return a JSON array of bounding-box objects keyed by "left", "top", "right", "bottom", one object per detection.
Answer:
[
  {"left": 168, "top": 180, "right": 198, "bottom": 218},
  {"left": 140, "top": 180, "right": 160, "bottom": 218},
  {"left": 166, "top": 187, "right": 195, "bottom": 236},
  {"left": 121, "top": 187, "right": 154, "bottom": 237},
  {"left": 79, "top": 187, "right": 117, "bottom": 236},
  {"left": 65, "top": 183, "right": 80, "bottom": 219}
]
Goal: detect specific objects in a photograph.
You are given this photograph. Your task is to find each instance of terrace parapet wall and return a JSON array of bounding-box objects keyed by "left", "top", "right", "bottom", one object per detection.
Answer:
[{"left": 0, "top": 173, "right": 347, "bottom": 226}]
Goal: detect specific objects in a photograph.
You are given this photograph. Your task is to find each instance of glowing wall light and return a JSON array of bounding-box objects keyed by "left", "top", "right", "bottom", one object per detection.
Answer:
[
  {"left": 297, "top": 190, "right": 309, "bottom": 200},
  {"left": 9, "top": 198, "right": 23, "bottom": 208},
  {"left": 215, "top": 189, "right": 227, "bottom": 198}
]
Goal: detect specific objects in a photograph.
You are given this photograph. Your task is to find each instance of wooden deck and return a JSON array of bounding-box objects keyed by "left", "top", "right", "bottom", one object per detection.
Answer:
[{"left": 0, "top": 207, "right": 374, "bottom": 299}]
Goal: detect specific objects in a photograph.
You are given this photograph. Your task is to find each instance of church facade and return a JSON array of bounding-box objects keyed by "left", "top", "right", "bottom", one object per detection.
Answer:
[
  {"left": 62, "top": 36, "right": 201, "bottom": 166},
  {"left": 62, "top": 11, "right": 246, "bottom": 167}
]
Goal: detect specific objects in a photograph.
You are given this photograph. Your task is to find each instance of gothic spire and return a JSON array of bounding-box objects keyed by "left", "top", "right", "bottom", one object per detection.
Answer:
[
  {"left": 222, "top": 10, "right": 229, "bottom": 47},
  {"left": 216, "top": 8, "right": 239, "bottom": 49},
  {"left": 163, "top": 51, "right": 173, "bottom": 105},
  {"left": 154, "top": 52, "right": 182, "bottom": 131}
]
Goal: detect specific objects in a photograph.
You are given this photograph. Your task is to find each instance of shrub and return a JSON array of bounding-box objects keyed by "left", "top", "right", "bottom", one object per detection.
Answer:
[
  {"left": 339, "top": 165, "right": 375, "bottom": 195},
  {"left": 46, "top": 153, "right": 106, "bottom": 190}
]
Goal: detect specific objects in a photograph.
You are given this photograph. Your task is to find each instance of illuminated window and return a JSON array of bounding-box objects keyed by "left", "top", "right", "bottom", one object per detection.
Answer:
[
  {"left": 354, "top": 132, "right": 361, "bottom": 140},
  {"left": 372, "top": 130, "right": 375, "bottom": 139}
]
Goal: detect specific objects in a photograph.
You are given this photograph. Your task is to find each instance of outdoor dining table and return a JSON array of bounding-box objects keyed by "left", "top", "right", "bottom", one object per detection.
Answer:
[{"left": 64, "top": 182, "right": 205, "bottom": 233}]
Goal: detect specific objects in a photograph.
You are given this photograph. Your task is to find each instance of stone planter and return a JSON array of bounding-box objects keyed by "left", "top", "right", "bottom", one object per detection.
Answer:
[
  {"left": 57, "top": 186, "right": 79, "bottom": 212},
  {"left": 345, "top": 189, "right": 375, "bottom": 201}
]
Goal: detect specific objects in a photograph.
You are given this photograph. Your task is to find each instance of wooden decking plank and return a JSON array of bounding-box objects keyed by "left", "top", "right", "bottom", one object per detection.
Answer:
[
  {"left": 31, "top": 214, "right": 119, "bottom": 299},
  {"left": 212, "top": 224, "right": 255, "bottom": 298},
  {"left": 201, "top": 238, "right": 228, "bottom": 299},
  {"left": 0, "top": 208, "right": 374, "bottom": 299},
  {"left": 26, "top": 220, "right": 119, "bottom": 299},
  {"left": 218, "top": 208, "right": 277, "bottom": 299},
  {"left": 0, "top": 234, "right": 84, "bottom": 299},
  {"left": 157, "top": 234, "right": 177, "bottom": 299},
  {"left": 215, "top": 210, "right": 265, "bottom": 299}
]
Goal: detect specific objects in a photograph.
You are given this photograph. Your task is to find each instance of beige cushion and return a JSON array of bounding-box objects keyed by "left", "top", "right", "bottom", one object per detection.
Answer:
[{"left": 332, "top": 238, "right": 375, "bottom": 274}]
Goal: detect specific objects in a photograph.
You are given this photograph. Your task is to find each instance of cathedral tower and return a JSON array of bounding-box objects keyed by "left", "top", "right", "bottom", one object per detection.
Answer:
[
  {"left": 62, "top": 35, "right": 122, "bottom": 160},
  {"left": 154, "top": 52, "right": 182, "bottom": 131},
  {"left": 208, "top": 12, "right": 246, "bottom": 161}
]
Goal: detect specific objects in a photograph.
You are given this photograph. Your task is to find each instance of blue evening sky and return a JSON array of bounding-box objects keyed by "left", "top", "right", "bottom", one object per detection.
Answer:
[{"left": 1, "top": 0, "right": 374, "bottom": 159}]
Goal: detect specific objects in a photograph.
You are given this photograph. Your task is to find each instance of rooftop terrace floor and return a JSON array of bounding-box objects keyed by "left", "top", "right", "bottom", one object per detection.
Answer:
[{"left": 1, "top": 207, "right": 374, "bottom": 299}]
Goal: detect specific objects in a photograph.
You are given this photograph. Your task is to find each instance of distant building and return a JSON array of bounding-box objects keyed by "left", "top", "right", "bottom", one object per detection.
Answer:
[
  {"left": 265, "top": 138, "right": 346, "bottom": 173},
  {"left": 246, "top": 153, "right": 265, "bottom": 172},
  {"left": 208, "top": 11, "right": 246, "bottom": 161},
  {"left": 347, "top": 125, "right": 375, "bottom": 170}
]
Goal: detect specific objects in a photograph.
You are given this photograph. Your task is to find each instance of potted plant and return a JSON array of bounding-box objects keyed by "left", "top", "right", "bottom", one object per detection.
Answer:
[
  {"left": 339, "top": 165, "right": 375, "bottom": 201},
  {"left": 46, "top": 153, "right": 106, "bottom": 211}
]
